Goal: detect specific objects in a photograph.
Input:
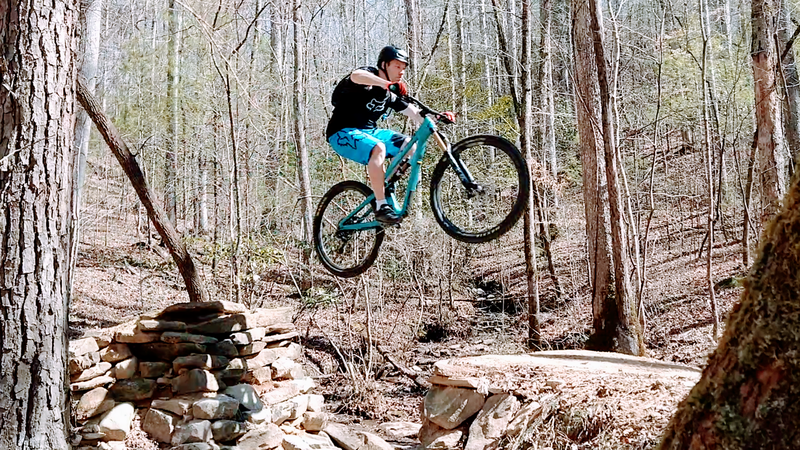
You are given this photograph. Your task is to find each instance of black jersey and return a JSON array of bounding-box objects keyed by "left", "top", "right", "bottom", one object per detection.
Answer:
[{"left": 325, "top": 66, "right": 409, "bottom": 139}]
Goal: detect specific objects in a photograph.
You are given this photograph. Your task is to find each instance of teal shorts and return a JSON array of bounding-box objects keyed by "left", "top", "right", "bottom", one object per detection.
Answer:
[{"left": 328, "top": 128, "right": 408, "bottom": 165}]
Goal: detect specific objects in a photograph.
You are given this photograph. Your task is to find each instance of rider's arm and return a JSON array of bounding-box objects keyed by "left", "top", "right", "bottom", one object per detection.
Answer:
[
  {"left": 351, "top": 69, "right": 392, "bottom": 89},
  {"left": 399, "top": 104, "right": 423, "bottom": 126}
]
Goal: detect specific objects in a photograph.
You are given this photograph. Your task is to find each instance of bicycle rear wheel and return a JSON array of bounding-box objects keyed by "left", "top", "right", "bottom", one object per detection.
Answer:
[
  {"left": 313, "top": 180, "right": 384, "bottom": 277},
  {"left": 430, "top": 135, "right": 529, "bottom": 243}
]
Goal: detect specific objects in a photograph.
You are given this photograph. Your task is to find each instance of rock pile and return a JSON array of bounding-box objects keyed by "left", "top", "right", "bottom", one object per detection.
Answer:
[
  {"left": 418, "top": 351, "right": 702, "bottom": 449},
  {"left": 69, "top": 301, "right": 358, "bottom": 450}
]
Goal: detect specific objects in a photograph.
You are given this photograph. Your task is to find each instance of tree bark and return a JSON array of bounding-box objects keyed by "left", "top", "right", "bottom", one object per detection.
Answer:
[
  {"left": 574, "top": 0, "right": 643, "bottom": 355},
  {"left": 293, "top": 0, "right": 313, "bottom": 261},
  {"left": 657, "top": 151, "right": 800, "bottom": 450},
  {"left": 518, "top": 0, "right": 539, "bottom": 348},
  {"left": 752, "top": 0, "right": 787, "bottom": 217},
  {"left": 573, "top": 0, "right": 613, "bottom": 351},
  {"left": 778, "top": 1, "right": 800, "bottom": 170},
  {"left": 76, "top": 78, "right": 210, "bottom": 303},
  {"left": 700, "top": 0, "right": 720, "bottom": 337},
  {"left": 0, "top": 1, "right": 77, "bottom": 447},
  {"left": 165, "top": 0, "right": 181, "bottom": 224}
]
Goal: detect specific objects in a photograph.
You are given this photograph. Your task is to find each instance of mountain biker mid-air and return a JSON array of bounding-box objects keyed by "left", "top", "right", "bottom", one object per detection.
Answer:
[{"left": 326, "top": 45, "right": 456, "bottom": 225}]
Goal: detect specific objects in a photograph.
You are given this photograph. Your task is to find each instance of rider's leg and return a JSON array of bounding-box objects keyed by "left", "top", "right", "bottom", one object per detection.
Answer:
[{"left": 367, "top": 142, "right": 387, "bottom": 201}]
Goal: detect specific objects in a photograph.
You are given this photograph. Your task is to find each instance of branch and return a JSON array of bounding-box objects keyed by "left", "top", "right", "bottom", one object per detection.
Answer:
[
  {"left": 76, "top": 76, "right": 209, "bottom": 303},
  {"left": 782, "top": 25, "right": 800, "bottom": 61}
]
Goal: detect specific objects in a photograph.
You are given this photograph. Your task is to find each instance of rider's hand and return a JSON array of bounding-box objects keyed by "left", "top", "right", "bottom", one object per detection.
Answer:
[
  {"left": 440, "top": 111, "right": 456, "bottom": 124},
  {"left": 388, "top": 82, "right": 408, "bottom": 96}
]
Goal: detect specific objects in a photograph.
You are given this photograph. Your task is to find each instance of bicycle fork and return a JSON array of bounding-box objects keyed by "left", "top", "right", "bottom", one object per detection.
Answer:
[{"left": 435, "top": 132, "right": 483, "bottom": 197}]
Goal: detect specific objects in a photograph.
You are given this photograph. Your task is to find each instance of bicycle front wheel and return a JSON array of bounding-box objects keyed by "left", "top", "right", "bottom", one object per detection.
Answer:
[
  {"left": 313, "top": 180, "right": 384, "bottom": 278},
  {"left": 430, "top": 135, "right": 530, "bottom": 243}
]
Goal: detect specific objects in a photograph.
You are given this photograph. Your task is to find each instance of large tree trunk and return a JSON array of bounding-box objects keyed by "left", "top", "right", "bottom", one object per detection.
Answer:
[
  {"left": 573, "top": 0, "right": 642, "bottom": 355},
  {"left": 588, "top": 0, "right": 642, "bottom": 355},
  {"left": 0, "top": 1, "right": 77, "bottom": 447},
  {"left": 77, "top": 79, "right": 210, "bottom": 304},
  {"left": 657, "top": 145, "right": 800, "bottom": 450},
  {"left": 752, "top": 0, "right": 787, "bottom": 216}
]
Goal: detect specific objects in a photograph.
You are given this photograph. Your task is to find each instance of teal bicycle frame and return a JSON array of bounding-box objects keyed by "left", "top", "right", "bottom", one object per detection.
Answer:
[{"left": 337, "top": 116, "right": 440, "bottom": 232}]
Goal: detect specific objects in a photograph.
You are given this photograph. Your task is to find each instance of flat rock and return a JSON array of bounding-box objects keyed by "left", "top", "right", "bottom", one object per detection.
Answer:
[
  {"left": 113, "top": 357, "right": 138, "bottom": 380},
  {"left": 186, "top": 307, "right": 293, "bottom": 335},
  {"left": 70, "top": 351, "right": 101, "bottom": 375},
  {"left": 160, "top": 331, "right": 218, "bottom": 345},
  {"left": 138, "top": 319, "right": 187, "bottom": 332},
  {"left": 359, "top": 431, "right": 393, "bottom": 450},
  {"left": 70, "top": 338, "right": 100, "bottom": 358},
  {"left": 423, "top": 385, "right": 485, "bottom": 430},
  {"left": 243, "top": 366, "right": 272, "bottom": 385},
  {"left": 245, "top": 344, "right": 301, "bottom": 369},
  {"left": 260, "top": 384, "right": 300, "bottom": 406},
  {"left": 139, "top": 361, "right": 171, "bottom": 378},
  {"left": 172, "top": 368, "right": 220, "bottom": 395},
  {"left": 285, "top": 377, "right": 316, "bottom": 394},
  {"left": 378, "top": 421, "right": 422, "bottom": 439},
  {"left": 100, "top": 344, "right": 132, "bottom": 363},
  {"left": 302, "top": 412, "right": 328, "bottom": 431},
  {"left": 209, "top": 339, "right": 239, "bottom": 358},
  {"left": 98, "top": 402, "right": 135, "bottom": 441},
  {"left": 323, "top": 423, "right": 362, "bottom": 450},
  {"left": 114, "top": 320, "right": 161, "bottom": 344},
  {"left": 71, "top": 375, "right": 115, "bottom": 392},
  {"left": 72, "top": 362, "right": 112, "bottom": 383},
  {"left": 224, "top": 384, "right": 264, "bottom": 411},
  {"left": 283, "top": 433, "right": 338, "bottom": 450},
  {"left": 506, "top": 401, "right": 544, "bottom": 437},
  {"left": 263, "top": 323, "right": 296, "bottom": 335},
  {"left": 464, "top": 393, "right": 520, "bottom": 450},
  {"left": 230, "top": 328, "right": 267, "bottom": 345},
  {"left": 193, "top": 394, "right": 240, "bottom": 420},
  {"left": 174, "top": 354, "right": 229, "bottom": 373},
  {"left": 132, "top": 342, "right": 207, "bottom": 361},
  {"left": 75, "top": 387, "right": 116, "bottom": 422},
  {"left": 262, "top": 331, "right": 299, "bottom": 345},
  {"left": 156, "top": 301, "right": 248, "bottom": 322},
  {"left": 237, "top": 423, "right": 285, "bottom": 450},
  {"left": 271, "top": 357, "right": 304, "bottom": 380},
  {"left": 150, "top": 393, "right": 215, "bottom": 416},
  {"left": 141, "top": 407, "right": 178, "bottom": 443},
  {"left": 211, "top": 420, "right": 247, "bottom": 443},
  {"left": 109, "top": 378, "right": 156, "bottom": 401},
  {"left": 237, "top": 341, "right": 266, "bottom": 356},
  {"left": 419, "top": 418, "right": 468, "bottom": 450},
  {"left": 172, "top": 419, "right": 212, "bottom": 445}
]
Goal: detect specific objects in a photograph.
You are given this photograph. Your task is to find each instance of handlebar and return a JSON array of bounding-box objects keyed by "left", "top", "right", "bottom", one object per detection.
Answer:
[{"left": 389, "top": 86, "right": 455, "bottom": 125}]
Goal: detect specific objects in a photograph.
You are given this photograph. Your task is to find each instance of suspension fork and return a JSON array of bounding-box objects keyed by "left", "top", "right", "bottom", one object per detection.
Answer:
[{"left": 434, "top": 132, "right": 483, "bottom": 197}]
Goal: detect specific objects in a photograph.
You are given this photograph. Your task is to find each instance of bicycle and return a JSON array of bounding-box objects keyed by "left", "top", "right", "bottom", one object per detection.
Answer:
[{"left": 313, "top": 93, "right": 530, "bottom": 278}]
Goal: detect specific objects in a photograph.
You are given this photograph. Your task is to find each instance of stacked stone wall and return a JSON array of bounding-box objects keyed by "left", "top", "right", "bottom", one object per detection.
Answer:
[{"left": 68, "top": 301, "right": 338, "bottom": 450}]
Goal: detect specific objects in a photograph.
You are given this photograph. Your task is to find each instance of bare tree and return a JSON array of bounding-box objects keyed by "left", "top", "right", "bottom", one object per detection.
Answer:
[
  {"left": 752, "top": 0, "right": 787, "bottom": 216},
  {"left": 166, "top": 0, "right": 182, "bottom": 224},
  {"left": 0, "top": 1, "right": 78, "bottom": 447},
  {"left": 294, "top": 0, "right": 314, "bottom": 262}
]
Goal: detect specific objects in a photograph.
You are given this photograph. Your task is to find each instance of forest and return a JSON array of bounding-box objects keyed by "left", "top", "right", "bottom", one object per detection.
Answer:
[{"left": 2, "top": 0, "right": 800, "bottom": 448}]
